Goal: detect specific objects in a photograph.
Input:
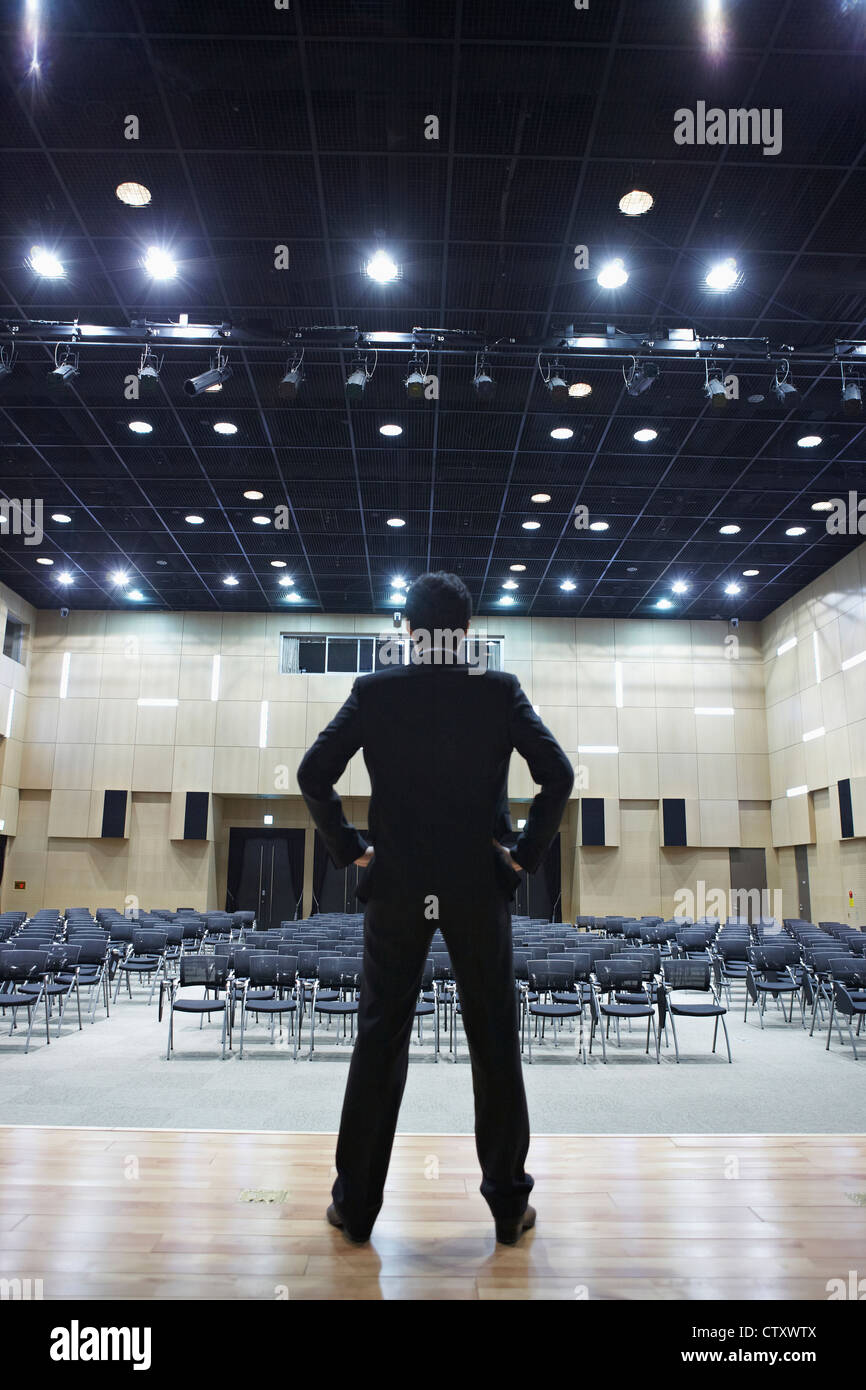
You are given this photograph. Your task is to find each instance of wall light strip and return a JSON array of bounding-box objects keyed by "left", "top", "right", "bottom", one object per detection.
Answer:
[
  {"left": 813, "top": 630, "right": 821, "bottom": 685},
  {"left": 137, "top": 698, "right": 178, "bottom": 707},
  {"left": 786, "top": 784, "right": 809, "bottom": 798},
  {"left": 694, "top": 706, "right": 734, "bottom": 716},
  {"left": 4, "top": 690, "right": 14, "bottom": 738},
  {"left": 577, "top": 744, "right": 619, "bottom": 754},
  {"left": 59, "top": 651, "right": 70, "bottom": 700},
  {"left": 777, "top": 637, "right": 798, "bottom": 656},
  {"left": 802, "top": 727, "right": 825, "bottom": 743},
  {"left": 614, "top": 661, "right": 623, "bottom": 709},
  {"left": 259, "top": 700, "right": 269, "bottom": 749},
  {"left": 841, "top": 649, "right": 866, "bottom": 672},
  {"left": 210, "top": 654, "right": 221, "bottom": 702}
]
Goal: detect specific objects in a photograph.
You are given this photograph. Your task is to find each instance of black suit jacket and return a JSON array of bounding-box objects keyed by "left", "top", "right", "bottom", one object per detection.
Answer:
[{"left": 297, "top": 661, "right": 574, "bottom": 907}]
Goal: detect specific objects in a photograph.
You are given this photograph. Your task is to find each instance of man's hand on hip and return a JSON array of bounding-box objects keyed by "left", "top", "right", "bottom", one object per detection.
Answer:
[
  {"left": 354, "top": 846, "right": 375, "bottom": 867},
  {"left": 492, "top": 839, "right": 523, "bottom": 873}
]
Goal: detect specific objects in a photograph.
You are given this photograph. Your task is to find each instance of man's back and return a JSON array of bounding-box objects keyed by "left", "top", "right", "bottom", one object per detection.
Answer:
[{"left": 298, "top": 659, "right": 574, "bottom": 907}]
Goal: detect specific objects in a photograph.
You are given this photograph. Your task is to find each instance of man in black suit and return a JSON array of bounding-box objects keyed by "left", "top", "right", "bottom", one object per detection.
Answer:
[{"left": 298, "top": 572, "right": 574, "bottom": 1245}]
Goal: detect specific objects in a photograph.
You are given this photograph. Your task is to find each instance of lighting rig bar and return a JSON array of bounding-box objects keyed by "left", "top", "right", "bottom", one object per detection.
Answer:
[{"left": 0, "top": 318, "right": 857, "bottom": 367}]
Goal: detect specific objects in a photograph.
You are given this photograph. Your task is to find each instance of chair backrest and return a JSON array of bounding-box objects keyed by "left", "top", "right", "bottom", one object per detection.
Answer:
[
  {"left": 248, "top": 952, "right": 296, "bottom": 988},
  {"left": 132, "top": 930, "right": 168, "bottom": 955},
  {"left": 179, "top": 956, "right": 228, "bottom": 989},
  {"left": 317, "top": 956, "right": 360, "bottom": 991},
  {"left": 595, "top": 960, "right": 646, "bottom": 994},
  {"left": 0, "top": 947, "right": 51, "bottom": 981},
  {"left": 663, "top": 959, "right": 711, "bottom": 992},
  {"left": 750, "top": 944, "right": 798, "bottom": 971},
  {"left": 527, "top": 961, "right": 575, "bottom": 994}
]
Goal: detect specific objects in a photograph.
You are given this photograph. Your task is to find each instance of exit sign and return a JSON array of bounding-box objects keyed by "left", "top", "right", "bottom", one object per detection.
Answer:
[{"left": 13, "top": 880, "right": 25, "bottom": 890}]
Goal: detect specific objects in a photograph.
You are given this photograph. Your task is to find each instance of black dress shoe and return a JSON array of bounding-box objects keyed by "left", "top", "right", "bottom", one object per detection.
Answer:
[
  {"left": 494, "top": 1204, "right": 536, "bottom": 1246},
  {"left": 326, "top": 1202, "right": 370, "bottom": 1245}
]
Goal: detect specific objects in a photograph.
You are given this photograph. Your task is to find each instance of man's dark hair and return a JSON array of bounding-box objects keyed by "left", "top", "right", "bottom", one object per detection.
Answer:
[{"left": 404, "top": 571, "right": 472, "bottom": 633}]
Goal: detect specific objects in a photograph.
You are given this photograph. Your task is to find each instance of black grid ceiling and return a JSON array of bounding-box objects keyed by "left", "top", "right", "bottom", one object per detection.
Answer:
[{"left": 0, "top": 0, "right": 865, "bottom": 617}]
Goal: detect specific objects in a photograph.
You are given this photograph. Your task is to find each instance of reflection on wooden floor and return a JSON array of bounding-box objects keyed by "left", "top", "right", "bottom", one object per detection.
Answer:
[{"left": 0, "top": 1127, "right": 864, "bottom": 1300}]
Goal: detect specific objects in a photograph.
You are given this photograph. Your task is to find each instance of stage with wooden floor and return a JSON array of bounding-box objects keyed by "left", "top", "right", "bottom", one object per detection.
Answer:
[{"left": 0, "top": 1127, "right": 863, "bottom": 1300}]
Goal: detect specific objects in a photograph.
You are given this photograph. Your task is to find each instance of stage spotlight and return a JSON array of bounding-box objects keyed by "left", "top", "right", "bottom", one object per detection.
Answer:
[
  {"left": 184, "top": 351, "right": 232, "bottom": 397},
  {"left": 624, "top": 358, "right": 659, "bottom": 397},
  {"left": 704, "top": 367, "right": 727, "bottom": 409},
  {"left": 0, "top": 346, "right": 16, "bottom": 384},
  {"left": 547, "top": 373, "right": 569, "bottom": 403},
  {"left": 279, "top": 359, "right": 304, "bottom": 400},
  {"left": 405, "top": 357, "right": 427, "bottom": 400},
  {"left": 143, "top": 246, "right": 177, "bottom": 279},
  {"left": 842, "top": 376, "right": 862, "bottom": 417},
  {"left": 29, "top": 245, "right": 65, "bottom": 278},
  {"left": 705, "top": 257, "right": 740, "bottom": 292},
  {"left": 772, "top": 361, "right": 798, "bottom": 404},
  {"left": 597, "top": 258, "right": 628, "bottom": 289},
  {"left": 137, "top": 348, "right": 162, "bottom": 393},
  {"left": 47, "top": 346, "right": 79, "bottom": 388},
  {"left": 473, "top": 352, "right": 495, "bottom": 400},
  {"left": 365, "top": 250, "right": 399, "bottom": 283},
  {"left": 346, "top": 361, "right": 369, "bottom": 401}
]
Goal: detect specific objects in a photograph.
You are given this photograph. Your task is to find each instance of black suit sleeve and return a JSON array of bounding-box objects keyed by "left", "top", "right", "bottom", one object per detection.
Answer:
[
  {"left": 297, "top": 679, "right": 369, "bottom": 869},
  {"left": 506, "top": 675, "right": 574, "bottom": 873}
]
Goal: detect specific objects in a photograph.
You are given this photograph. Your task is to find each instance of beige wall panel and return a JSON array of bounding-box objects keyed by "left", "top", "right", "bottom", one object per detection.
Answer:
[
  {"left": 697, "top": 752, "right": 737, "bottom": 800},
  {"left": 652, "top": 660, "right": 694, "bottom": 709},
  {"left": 99, "top": 653, "right": 141, "bottom": 700},
  {"left": 213, "top": 746, "right": 259, "bottom": 796},
  {"left": 617, "top": 707, "right": 657, "bottom": 753},
  {"left": 619, "top": 752, "right": 659, "bottom": 799},
  {"left": 658, "top": 753, "right": 699, "bottom": 799},
  {"left": 694, "top": 711, "right": 736, "bottom": 755},
  {"left": 134, "top": 703, "right": 178, "bottom": 746},
  {"left": 214, "top": 701, "right": 260, "bottom": 748},
  {"left": 737, "top": 754, "right": 770, "bottom": 800},
  {"left": 56, "top": 698, "right": 98, "bottom": 745},
  {"left": 95, "top": 699, "right": 138, "bottom": 745},
  {"left": 19, "top": 742, "right": 54, "bottom": 789},
  {"left": 172, "top": 745, "right": 215, "bottom": 792},
  {"left": 574, "top": 619, "right": 614, "bottom": 660},
  {"left": 220, "top": 614, "right": 268, "bottom": 657},
  {"left": 699, "top": 799, "right": 740, "bottom": 847},
  {"left": 531, "top": 660, "right": 577, "bottom": 706},
  {"left": 131, "top": 745, "right": 174, "bottom": 793},
  {"left": 577, "top": 660, "right": 615, "bottom": 707},
  {"left": 178, "top": 652, "right": 214, "bottom": 702},
  {"left": 91, "top": 744, "right": 134, "bottom": 791},
  {"left": 182, "top": 612, "right": 224, "bottom": 650},
  {"left": 53, "top": 743, "right": 95, "bottom": 790},
  {"left": 48, "top": 788, "right": 92, "bottom": 838},
  {"left": 656, "top": 708, "right": 696, "bottom": 754},
  {"left": 23, "top": 696, "right": 58, "bottom": 744},
  {"left": 619, "top": 661, "right": 655, "bottom": 709},
  {"left": 175, "top": 700, "right": 217, "bottom": 747}
]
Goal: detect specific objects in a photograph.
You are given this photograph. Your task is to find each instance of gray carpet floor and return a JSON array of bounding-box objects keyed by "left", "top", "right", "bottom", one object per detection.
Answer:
[{"left": 0, "top": 983, "right": 862, "bottom": 1134}]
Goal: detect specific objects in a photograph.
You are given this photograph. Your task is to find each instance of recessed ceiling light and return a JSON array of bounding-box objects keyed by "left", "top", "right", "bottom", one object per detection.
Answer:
[
  {"left": 522, "top": 520, "right": 541, "bottom": 530},
  {"left": 36, "top": 557, "right": 54, "bottom": 565},
  {"left": 810, "top": 500, "right": 833, "bottom": 512},
  {"left": 503, "top": 580, "right": 518, "bottom": 590},
  {"left": 244, "top": 490, "right": 264, "bottom": 501},
  {"left": 116, "top": 181, "right": 151, "bottom": 207},
  {"left": 51, "top": 513, "right": 71, "bottom": 524},
  {"left": 386, "top": 517, "right": 406, "bottom": 528},
  {"left": 499, "top": 595, "right": 516, "bottom": 606},
  {"left": 57, "top": 571, "right": 74, "bottom": 585},
  {"left": 185, "top": 514, "right": 204, "bottom": 525},
  {"left": 747, "top": 393, "right": 765, "bottom": 404},
  {"left": 128, "top": 420, "right": 152, "bottom": 434},
  {"left": 597, "top": 258, "right": 628, "bottom": 289},
  {"left": 278, "top": 576, "right": 294, "bottom": 587},
  {"left": 252, "top": 515, "right": 271, "bottom": 526},
  {"left": 222, "top": 575, "right": 239, "bottom": 587},
  {"left": 786, "top": 525, "right": 806, "bottom": 536},
  {"left": 392, "top": 577, "right": 407, "bottom": 589},
  {"left": 589, "top": 520, "right": 609, "bottom": 531},
  {"left": 560, "top": 579, "right": 577, "bottom": 592},
  {"left": 656, "top": 598, "right": 673, "bottom": 610},
  {"left": 29, "top": 245, "right": 65, "bottom": 277},
  {"left": 143, "top": 246, "right": 177, "bottom": 279},
  {"left": 719, "top": 524, "right": 741, "bottom": 534},
  {"left": 510, "top": 563, "right": 526, "bottom": 572},
  {"left": 365, "top": 250, "right": 399, "bottom": 282},
  {"left": 743, "top": 569, "right": 759, "bottom": 576},
  {"left": 725, "top": 582, "right": 742, "bottom": 595},
  {"left": 110, "top": 570, "right": 129, "bottom": 586},
  {"left": 618, "top": 189, "right": 654, "bottom": 216},
  {"left": 797, "top": 435, "right": 822, "bottom": 448},
  {"left": 550, "top": 427, "right": 573, "bottom": 440},
  {"left": 705, "top": 257, "right": 740, "bottom": 292},
  {"left": 286, "top": 592, "right": 302, "bottom": 603},
  {"left": 531, "top": 493, "right": 551, "bottom": 503},
  {"left": 213, "top": 421, "right": 237, "bottom": 435},
  {"left": 633, "top": 427, "right": 657, "bottom": 443},
  {"left": 672, "top": 581, "right": 689, "bottom": 594},
  {"left": 127, "top": 589, "right": 145, "bottom": 602},
  {"left": 568, "top": 382, "right": 592, "bottom": 398},
  {"left": 387, "top": 592, "right": 404, "bottom": 604},
  {"left": 379, "top": 424, "right": 402, "bottom": 436},
  {"left": 271, "top": 559, "right": 287, "bottom": 568}
]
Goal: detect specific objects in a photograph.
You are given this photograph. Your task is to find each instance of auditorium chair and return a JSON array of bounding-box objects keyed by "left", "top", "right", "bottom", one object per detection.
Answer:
[
  {"left": 824, "top": 960, "right": 866, "bottom": 1059},
  {"left": 590, "top": 961, "right": 660, "bottom": 1063},
  {"left": 308, "top": 957, "right": 361, "bottom": 1057},
  {"left": 0, "top": 947, "right": 52, "bottom": 1051},
  {"left": 744, "top": 944, "right": 805, "bottom": 1028},
  {"left": 162, "top": 955, "right": 232, "bottom": 1061},
  {"left": 523, "top": 962, "right": 584, "bottom": 1063},
  {"left": 238, "top": 954, "right": 301, "bottom": 1059},
  {"left": 658, "top": 960, "right": 732, "bottom": 1063}
]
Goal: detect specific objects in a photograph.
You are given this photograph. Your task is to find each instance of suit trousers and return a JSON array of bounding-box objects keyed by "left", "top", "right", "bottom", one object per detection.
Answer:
[{"left": 331, "top": 893, "right": 534, "bottom": 1239}]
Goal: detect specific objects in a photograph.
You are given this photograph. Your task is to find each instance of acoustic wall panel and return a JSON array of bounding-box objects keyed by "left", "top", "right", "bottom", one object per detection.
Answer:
[
  {"left": 101, "top": 789, "right": 128, "bottom": 838},
  {"left": 183, "top": 791, "right": 209, "bottom": 840}
]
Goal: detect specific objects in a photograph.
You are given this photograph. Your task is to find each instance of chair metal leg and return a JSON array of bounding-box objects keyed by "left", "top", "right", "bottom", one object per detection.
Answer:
[{"left": 720, "top": 1013, "right": 733, "bottom": 1062}]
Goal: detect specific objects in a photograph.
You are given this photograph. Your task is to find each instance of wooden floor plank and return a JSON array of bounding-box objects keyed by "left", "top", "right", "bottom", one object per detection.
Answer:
[{"left": 0, "top": 1125, "right": 863, "bottom": 1300}]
